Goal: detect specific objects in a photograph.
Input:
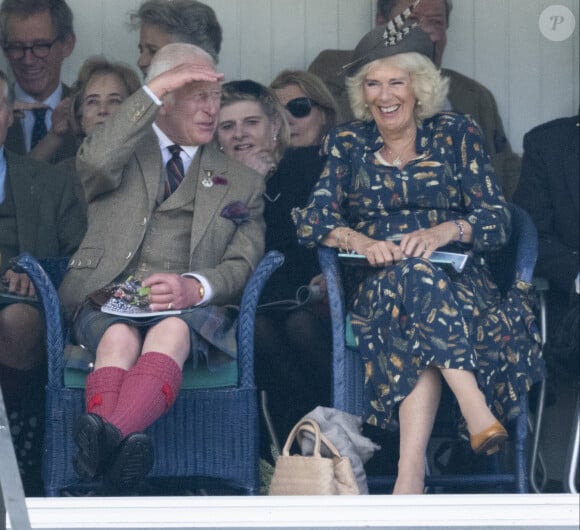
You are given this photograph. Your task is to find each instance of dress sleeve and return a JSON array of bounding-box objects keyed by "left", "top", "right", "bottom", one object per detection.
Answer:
[
  {"left": 454, "top": 114, "right": 511, "bottom": 253},
  {"left": 292, "top": 127, "right": 354, "bottom": 248}
]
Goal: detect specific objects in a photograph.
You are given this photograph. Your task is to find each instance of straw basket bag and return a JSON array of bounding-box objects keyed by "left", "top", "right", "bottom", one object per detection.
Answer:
[{"left": 269, "top": 418, "right": 359, "bottom": 495}]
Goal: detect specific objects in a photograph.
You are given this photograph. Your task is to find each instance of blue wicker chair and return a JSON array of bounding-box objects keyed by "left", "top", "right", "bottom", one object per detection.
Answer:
[
  {"left": 318, "top": 203, "right": 542, "bottom": 493},
  {"left": 16, "top": 250, "right": 284, "bottom": 496}
]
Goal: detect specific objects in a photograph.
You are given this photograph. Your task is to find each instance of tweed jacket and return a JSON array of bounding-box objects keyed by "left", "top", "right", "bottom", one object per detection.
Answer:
[
  {"left": 59, "top": 88, "right": 266, "bottom": 315},
  {"left": 5, "top": 83, "right": 79, "bottom": 164},
  {"left": 0, "top": 150, "right": 86, "bottom": 268},
  {"left": 513, "top": 116, "right": 579, "bottom": 294},
  {"left": 308, "top": 50, "right": 521, "bottom": 198},
  {"left": 443, "top": 68, "right": 521, "bottom": 199}
]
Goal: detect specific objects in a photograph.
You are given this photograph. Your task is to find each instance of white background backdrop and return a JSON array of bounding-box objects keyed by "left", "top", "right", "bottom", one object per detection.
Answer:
[{"left": 0, "top": 0, "right": 578, "bottom": 154}]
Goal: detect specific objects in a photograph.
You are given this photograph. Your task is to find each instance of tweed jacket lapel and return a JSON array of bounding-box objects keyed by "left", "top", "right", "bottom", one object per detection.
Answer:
[
  {"left": 5, "top": 119, "right": 26, "bottom": 155},
  {"left": 133, "top": 130, "right": 165, "bottom": 212},
  {"left": 133, "top": 138, "right": 230, "bottom": 256},
  {"left": 189, "top": 143, "right": 230, "bottom": 256},
  {"left": 7, "top": 151, "right": 40, "bottom": 253}
]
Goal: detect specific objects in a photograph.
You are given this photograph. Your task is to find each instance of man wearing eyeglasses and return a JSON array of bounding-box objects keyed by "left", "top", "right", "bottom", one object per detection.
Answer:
[{"left": 0, "top": 0, "right": 77, "bottom": 164}]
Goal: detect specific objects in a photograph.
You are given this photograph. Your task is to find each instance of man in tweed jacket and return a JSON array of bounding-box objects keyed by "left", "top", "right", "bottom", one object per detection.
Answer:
[{"left": 59, "top": 43, "right": 265, "bottom": 492}]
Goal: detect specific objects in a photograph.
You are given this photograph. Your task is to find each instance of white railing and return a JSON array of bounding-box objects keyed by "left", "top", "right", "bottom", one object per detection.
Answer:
[{"left": 6, "top": 493, "right": 580, "bottom": 529}]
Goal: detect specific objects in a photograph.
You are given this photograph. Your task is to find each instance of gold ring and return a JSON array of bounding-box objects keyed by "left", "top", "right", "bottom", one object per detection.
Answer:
[{"left": 167, "top": 302, "right": 173, "bottom": 310}]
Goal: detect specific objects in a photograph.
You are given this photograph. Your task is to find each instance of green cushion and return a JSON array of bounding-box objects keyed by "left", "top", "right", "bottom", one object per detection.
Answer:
[
  {"left": 64, "top": 362, "right": 238, "bottom": 390},
  {"left": 345, "top": 313, "right": 357, "bottom": 348},
  {"left": 63, "top": 345, "right": 238, "bottom": 390},
  {"left": 532, "top": 276, "right": 550, "bottom": 292}
]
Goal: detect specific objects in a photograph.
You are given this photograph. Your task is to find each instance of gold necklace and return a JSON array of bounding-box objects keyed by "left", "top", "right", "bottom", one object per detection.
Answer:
[{"left": 382, "top": 133, "right": 416, "bottom": 168}]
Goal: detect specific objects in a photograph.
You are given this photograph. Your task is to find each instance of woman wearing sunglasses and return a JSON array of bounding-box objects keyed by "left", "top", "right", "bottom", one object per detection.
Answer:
[
  {"left": 270, "top": 70, "right": 338, "bottom": 148},
  {"left": 216, "top": 76, "right": 338, "bottom": 454}
]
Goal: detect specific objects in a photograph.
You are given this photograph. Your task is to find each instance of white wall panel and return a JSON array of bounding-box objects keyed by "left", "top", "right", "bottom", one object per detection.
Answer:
[
  {"left": 0, "top": 0, "right": 577, "bottom": 155},
  {"left": 271, "top": 0, "right": 307, "bottom": 76},
  {"left": 444, "top": 0, "right": 475, "bottom": 78},
  {"left": 508, "top": 0, "right": 543, "bottom": 152},
  {"left": 210, "top": 0, "right": 243, "bottom": 81},
  {"left": 475, "top": 0, "right": 511, "bottom": 135},
  {"left": 304, "top": 0, "right": 342, "bottom": 63}
]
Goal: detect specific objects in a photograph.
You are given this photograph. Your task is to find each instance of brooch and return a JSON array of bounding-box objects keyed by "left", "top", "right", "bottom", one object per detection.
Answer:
[{"left": 202, "top": 170, "right": 228, "bottom": 188}]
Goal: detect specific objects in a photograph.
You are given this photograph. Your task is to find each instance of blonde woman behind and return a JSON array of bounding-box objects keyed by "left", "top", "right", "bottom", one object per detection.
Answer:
[
  {"left": 270, "top": 69, "right": 337, "bottom": 148},
  {"left": 29, "top": 57, "right": 141, "bottom": 164}
]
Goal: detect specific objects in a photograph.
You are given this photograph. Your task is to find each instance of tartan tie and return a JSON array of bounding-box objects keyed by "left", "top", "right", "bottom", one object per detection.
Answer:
[
  {"left": 31, "top": 108, "right": 48, "bottom": 149},
  {"left": 164, "top": 144, "right": 184, "bottom": 199}
]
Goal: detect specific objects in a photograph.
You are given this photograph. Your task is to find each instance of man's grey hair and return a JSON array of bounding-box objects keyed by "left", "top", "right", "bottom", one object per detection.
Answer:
[
  {"left": 145, "top": 42, "right": 214, "bottom": 83},
  {"left": 0, "top": 0, "right": 74, "bottom": 43},
  {"left": 129, "top": 0, "right": 222, "bottom": 63}
]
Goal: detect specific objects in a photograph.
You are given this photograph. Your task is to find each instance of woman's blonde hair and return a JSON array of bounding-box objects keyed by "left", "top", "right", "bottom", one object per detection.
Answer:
[
  {"left": 346, "top": 52, "right": 449, "bottom": 123},
  {"left": 71, "top": 56, "right": 141, "bottom": 136},
  {"left": 270, "top": 69, "right": 338, "bottom": 136}
]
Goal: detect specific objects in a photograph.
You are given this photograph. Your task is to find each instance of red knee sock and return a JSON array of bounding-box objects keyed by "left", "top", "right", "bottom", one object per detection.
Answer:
[
  {"left": 85, "top": 366, "right": 126, "bottom": 421},
  {"left": 107, "top": 352, "right": 182, "bottom": 438}
]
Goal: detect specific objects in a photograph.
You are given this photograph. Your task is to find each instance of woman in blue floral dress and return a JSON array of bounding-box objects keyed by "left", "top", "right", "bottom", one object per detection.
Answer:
[{"left": 293, "top": 23, "right": 544, "bottom": 494}]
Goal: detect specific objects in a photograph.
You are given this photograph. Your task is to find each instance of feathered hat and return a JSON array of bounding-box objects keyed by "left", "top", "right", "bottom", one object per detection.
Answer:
[{"left": 342, "top": 0, "right": 434, "bottom": 77}]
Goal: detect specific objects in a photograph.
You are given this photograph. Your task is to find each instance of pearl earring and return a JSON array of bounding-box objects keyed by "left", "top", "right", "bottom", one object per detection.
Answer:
[
  {"left": 218, "top": 145, "right": 224, "bottom": 152},
  {"left": 272, "top": 134, "right": 278, "bottom": 142}
]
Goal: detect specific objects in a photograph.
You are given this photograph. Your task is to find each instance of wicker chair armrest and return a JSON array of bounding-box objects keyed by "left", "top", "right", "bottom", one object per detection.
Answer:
[
  {"left": 317, "top": 247, "right": 356, "bottom": 412},
  {"left": 489, "top": 204, "right": 539, "bottom": 292},
  {"left": 15, "top": 253, "right": 67, "bottom": 387},
  {"left": 237, "top": 250, "right": 284, "bottom": 387},
  {"left": 506, "top": 203, "right": 538, "bottom": 284}
]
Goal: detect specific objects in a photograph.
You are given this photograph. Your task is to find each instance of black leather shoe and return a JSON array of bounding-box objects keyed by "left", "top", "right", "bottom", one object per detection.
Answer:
[
  {"left": 72, "top": 413, "right": 120, "bottom": 481},
  {"left": 104, "top": 433, "right": 153, "bottom": 493}
]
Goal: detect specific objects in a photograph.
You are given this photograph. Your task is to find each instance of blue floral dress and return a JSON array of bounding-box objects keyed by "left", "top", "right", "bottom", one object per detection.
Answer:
[{"left": 293, "top": 112, "right": 544, "bottom": 430}]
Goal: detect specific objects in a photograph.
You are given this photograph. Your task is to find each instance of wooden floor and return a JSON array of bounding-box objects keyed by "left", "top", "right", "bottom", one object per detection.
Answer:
[{"left": 5, "top": 493, "right": 578, "bottom": 529}]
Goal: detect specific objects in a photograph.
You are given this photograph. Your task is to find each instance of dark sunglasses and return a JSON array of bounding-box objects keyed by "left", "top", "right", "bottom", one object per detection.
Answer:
[{"left": 285, "top": 97, "right": 317, "bottom": 118}]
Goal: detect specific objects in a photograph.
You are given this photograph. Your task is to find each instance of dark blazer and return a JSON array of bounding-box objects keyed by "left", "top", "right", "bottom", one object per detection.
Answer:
[
  {"left": 308, "top": 51, "right": 521, "bottom": 198},
  {"left": 5, "top": 83, "right": 79, "bottom": 164},
  {"left": 59, "top": 88, "right": 266, "bottom": 313},
  {"left": 261, "top": 145, "right": 325, "bottom": 303},
  {"left": 1, "top": 150, "right": 86, "bottom": 265},
  {"left": 513, "top": 115, "right": 579, "bottom": 294}
]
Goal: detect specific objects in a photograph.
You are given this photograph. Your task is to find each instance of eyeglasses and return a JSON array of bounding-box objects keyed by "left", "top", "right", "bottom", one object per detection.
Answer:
[
  {"left": 285, "top": 97, "right": 317, "bottom": 118},
  {"left": 2, "top": 37, "right": 61, "bottom": 60}
]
